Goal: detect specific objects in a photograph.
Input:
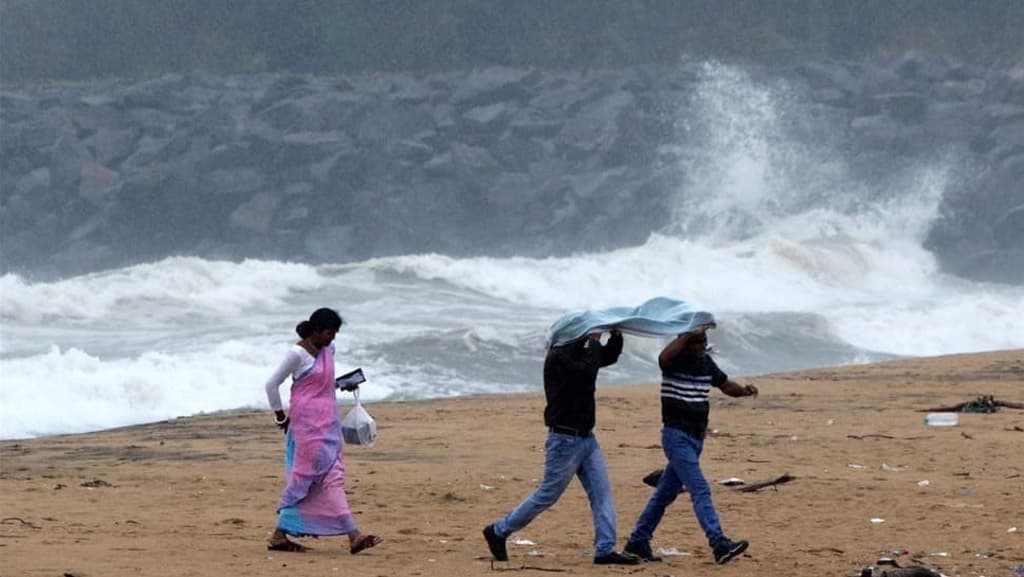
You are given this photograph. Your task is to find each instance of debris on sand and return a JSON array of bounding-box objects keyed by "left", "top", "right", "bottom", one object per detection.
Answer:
[{"left": 920, "top": 395, "right": 1024, "bottom": 413}]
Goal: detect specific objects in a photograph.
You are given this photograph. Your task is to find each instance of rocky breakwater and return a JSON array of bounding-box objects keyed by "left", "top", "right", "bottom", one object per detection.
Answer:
[
  {"left": 791, "top": 55, "right": 1024, "bottom": 284},
  {"left": 1, "top": 55, "right": 1021, "bottom": 283}
]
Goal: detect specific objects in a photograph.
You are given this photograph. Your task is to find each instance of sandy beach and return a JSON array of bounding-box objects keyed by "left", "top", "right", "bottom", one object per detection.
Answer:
[{"left": 2, "top": 350, "right": 1022, "bottom": 577}]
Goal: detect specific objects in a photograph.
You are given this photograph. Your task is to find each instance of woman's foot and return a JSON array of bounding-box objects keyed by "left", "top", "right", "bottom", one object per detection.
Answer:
[
  {"left": 267, "top": 537, "right": 309, "bottom": 552},
  {"left": 267, "top": 529, "right": 309, "bottom": 552},
  {"left": 349, "top": 533, "right": 382, "bottom": 554}
]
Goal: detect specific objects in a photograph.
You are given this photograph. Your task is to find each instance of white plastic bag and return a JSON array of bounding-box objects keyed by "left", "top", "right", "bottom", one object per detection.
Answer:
[{"left": 341, "top": 390, "right": 377, "bottom": 446}]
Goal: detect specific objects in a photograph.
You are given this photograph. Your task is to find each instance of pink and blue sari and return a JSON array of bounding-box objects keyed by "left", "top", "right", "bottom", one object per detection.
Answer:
[{"left": 277, "top": 344, "right": 357, "bottom": 536}]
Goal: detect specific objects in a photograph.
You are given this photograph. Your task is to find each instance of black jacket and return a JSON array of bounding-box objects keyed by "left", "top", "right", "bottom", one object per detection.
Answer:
[{"left": 543, "top": 332, "right": 623, "bottom": 434}]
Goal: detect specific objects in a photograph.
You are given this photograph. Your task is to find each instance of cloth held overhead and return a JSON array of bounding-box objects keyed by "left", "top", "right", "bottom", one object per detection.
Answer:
[{"left": 546, "top": 297, "right": 716, "bottom": 348}]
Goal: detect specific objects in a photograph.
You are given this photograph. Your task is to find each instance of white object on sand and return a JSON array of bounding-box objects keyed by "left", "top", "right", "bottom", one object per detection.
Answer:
[
  {"left": 924, "top": 412, "right": 958, "bottom": 426},
  {"left": 656, "top": 547, "right": 691, "bottom": 556}
]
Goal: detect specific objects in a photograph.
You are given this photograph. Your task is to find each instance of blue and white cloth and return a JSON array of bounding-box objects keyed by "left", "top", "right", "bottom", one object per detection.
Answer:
[{"left": 546, "top": 297, "right": 716, "bottom": 349}]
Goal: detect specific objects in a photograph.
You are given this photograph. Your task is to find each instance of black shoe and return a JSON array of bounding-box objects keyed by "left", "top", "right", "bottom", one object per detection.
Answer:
[
  {"left": 594, "top": 551, "right": 641, "bottom": 565},
  {"left": 713, "top": 538, "right": 748, "bottom": 565},
  {"left": 482, "top": 524, "right": 508, "bottom": 561},
  {"left": 624, "top": 540, "right": 662, "bottom": 562}
]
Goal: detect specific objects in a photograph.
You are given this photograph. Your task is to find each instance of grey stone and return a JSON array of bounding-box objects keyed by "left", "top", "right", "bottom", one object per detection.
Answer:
[
  {"left": 796, "top": 62, "right": 864, "bottom": 95},
  {"left": 463, "top": 103, "right": 508, "bottom": 127},
  {"left": 70, "top": 102, "right": 125, "bottom": 133},
  {"left": 0, "top": 91, "right": 37, "bottom": 123},
  {"left": 876, "top": 92, "right": 928, "bottom": 124},
  {"left": 284, "top": 182, "right": 315, "bottom": 196},
  {"left": 390, "top": 76, "right": 434, "bottom": 103},
  {"left": 228, "top": 192, "right": 280, "bottom": 233},
  {"left": 560, "top": 91, "right": 634, "bottom": 153},
  {"left": 925, "top": 102, "right": 985, "bottom": 143},
  {"left": 988, "top": 117, "right": 1024, "bottom": 160},
  {"left": 257, "top": 99, "right": 311, "bottom": 132},
  {"left": 128, "top": 108, "right": 179, "bottom": 137},
  {"left": 121, "top": 136, "right": 172, "bottom": 171},
  {"left": 1, "top": 123, "right": 22, "bottom": 157},
  {"left": 450, "top": 143, "right": 499, "bottom": 174},
  {"left": 3, "top": 155, "right": 33, "bottom": 180},
  {"left": 451, "top": 66, "right": 534, "bottom": 106},
  {"left": 119, "top": 73, "right": 188, "bottom": 108},
  {"left": 20, "top": 110, "right": 72, "bottom": 148},
  {"left": 15, "top": 167, "right": 51, "bottom": 197},
  {"left": 78, "top": 162, "right": 122, "bottom": 206},
  {"left": 423, "top": 151, "right": 455, "bottom": 175},
  {"left": 202, "top": 168, "right": 266, "bottom": 196},
  {"left": 84, "top": 127, "right": 137, "bottom": 165},
  {"left": 276, "top": 131, "right": 354, "bottom": 167},
  {"left": 994, "top": 204, "right": 1024, "bottom": 248},
  {"left": 304, "top": 224, "right": 355, "bottom": 260},
  {"left": 49, "top": 134, "right": 93, "bottom": 189}
]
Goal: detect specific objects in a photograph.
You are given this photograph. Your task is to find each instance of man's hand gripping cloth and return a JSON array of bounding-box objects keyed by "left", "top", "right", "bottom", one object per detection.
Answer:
[{"left": 546, "top": 297, "right": 716, "bottom": 349}]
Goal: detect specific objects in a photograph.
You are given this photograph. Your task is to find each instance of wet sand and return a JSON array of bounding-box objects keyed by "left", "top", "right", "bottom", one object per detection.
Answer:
[{"left": 2, "top": 350, "right": 1023, "bottom": 577}]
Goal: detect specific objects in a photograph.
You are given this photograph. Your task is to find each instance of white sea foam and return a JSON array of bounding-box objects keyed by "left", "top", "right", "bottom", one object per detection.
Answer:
[
  {"left": 0, "top": 257, "right": 324, "bottom": 323},
  {"left": 6, "top": 220, "right": 1019, "bottom": 439}
]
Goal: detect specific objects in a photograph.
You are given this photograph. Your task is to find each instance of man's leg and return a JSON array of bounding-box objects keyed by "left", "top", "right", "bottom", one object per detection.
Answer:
[
  {"left": 493, "top": 432, "right": 580, "bottom": 537},
  {"left": 627, "top": 429, "right": 685, "bottom": 545},
  {"left": 662, "top": 427, "right": 725, "bottom": 549},
  {"left": 575, "top": 436, "right": 617, "bottom": 556}
]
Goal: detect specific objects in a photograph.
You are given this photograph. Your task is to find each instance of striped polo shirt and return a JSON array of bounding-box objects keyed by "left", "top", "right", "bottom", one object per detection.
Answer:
[{"left": 661, "top": 354, "right": 728, "bottom": 438}]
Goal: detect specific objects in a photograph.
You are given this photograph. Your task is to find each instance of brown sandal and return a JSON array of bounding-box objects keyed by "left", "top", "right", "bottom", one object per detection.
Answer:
[
  {"left": 350, "top": 534, "right": 382, "bottom": 555},
  {"left": 267, "top": 538, "right": 309, "bottom": 552}
]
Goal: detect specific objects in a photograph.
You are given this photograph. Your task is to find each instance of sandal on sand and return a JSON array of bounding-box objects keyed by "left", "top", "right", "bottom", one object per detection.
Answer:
[
  {"left": 350, "top": 534, "right": 382, "bottom": 555},
  {"left": 267, "top": 538, "right": 309, "bottom": 553}
]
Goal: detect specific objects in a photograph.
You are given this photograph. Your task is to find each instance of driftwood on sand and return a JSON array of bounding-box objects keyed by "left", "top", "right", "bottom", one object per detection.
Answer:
[
  {"left": 858, "top": 558, "right": 942, "bottom": 577},
  {"left": 641, "top": 470, "right": 795, "bottom": 493},
  {"left": 918, "top": 395, "right": 1024, "bottom": 413},
  {"left": 733, "top": 473, "right": 796, "bottom": 492}
]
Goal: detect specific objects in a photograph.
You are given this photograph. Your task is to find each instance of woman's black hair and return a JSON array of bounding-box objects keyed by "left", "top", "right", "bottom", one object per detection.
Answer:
[{"left": 296, "top": 307, "right": 343, "bottom": 338}]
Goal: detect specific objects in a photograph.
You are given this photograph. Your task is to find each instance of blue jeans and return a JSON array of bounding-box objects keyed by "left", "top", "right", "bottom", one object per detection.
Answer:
[
  {"left": 628, "top": 427, "right": 725, "bottom": 549},
  {"left": 493, "top": 431, "right": 617, "bottom": 556}
]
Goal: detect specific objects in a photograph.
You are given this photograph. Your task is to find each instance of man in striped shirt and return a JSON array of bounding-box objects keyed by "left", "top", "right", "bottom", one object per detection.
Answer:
[{"left": 624, "top": 325, "right": 758, "bottom": 565}]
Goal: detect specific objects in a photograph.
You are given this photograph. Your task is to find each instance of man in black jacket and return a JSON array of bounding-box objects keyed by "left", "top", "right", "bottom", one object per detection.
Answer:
[{"left": 483, "top": 329, "right": 640, "bottom": 565}]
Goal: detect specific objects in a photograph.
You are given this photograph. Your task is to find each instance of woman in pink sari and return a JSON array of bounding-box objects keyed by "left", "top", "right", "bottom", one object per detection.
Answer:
[{"left": 263, "top": 307, "right": 382, "bottom": 554}]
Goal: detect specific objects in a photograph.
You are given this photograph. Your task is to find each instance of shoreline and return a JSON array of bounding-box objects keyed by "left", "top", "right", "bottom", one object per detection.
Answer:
[
  {"left": 7, "top": 348, "right": 1020, "bottom": 443},
  {"left": 2, "top": 349, "right": 1022, "bottom": 576}
]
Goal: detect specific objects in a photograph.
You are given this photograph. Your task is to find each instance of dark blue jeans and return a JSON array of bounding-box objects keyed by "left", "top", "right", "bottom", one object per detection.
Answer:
[
  {"left": 628, "top": 427, "right": 725, "bottom": 549},
  {"left": 493, "top": 431, "right": 617, "bottom": 556}
]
